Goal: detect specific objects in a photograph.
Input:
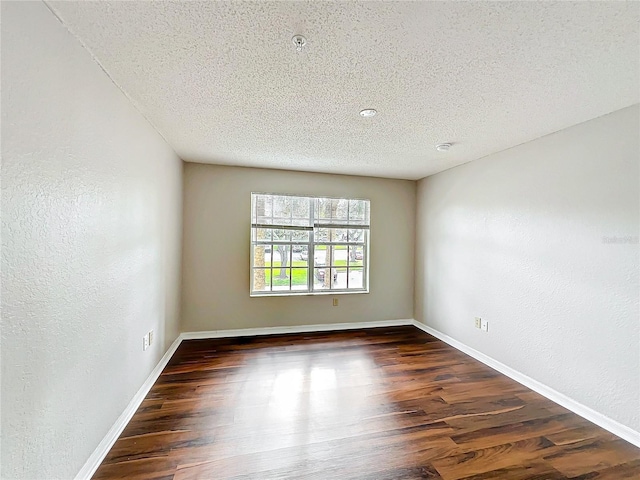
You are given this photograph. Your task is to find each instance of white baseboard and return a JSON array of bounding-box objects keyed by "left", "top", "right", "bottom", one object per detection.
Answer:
[
  {"left": 411, "top": 320, "right": 640, "bottom": 448},
  {"left": 74, "top": 335, "right": 183, "bottom": 480},
  {"left": 75, "top": 318, "right": 413, "bottom": 479},
  {"left": 77, "top": 317, "right": 638, "bottom": 480},
  {"left": 180, "top": 318, "right": 414, "bottom": 340}
]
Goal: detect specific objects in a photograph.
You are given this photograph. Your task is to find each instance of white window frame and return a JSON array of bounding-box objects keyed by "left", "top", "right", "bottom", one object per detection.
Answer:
[{"left": 250, "top": 193, "right": 370, "bottom": 296}]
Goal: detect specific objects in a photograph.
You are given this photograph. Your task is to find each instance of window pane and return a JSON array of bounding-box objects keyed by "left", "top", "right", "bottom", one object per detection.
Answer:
[
  {"left": 252, "top": 228, "right": 271, "bottom": 242},
  {"left": 271, "top": 268, "right": 291, "bottom": 291},
  {"left": 291, "top": 197, "right": 311, "bottom": 226},
  {"left": 255, "top": 228, "right": 309, "bottom": 242},
  {"left": 347, "top": 229, "right": 365, "bottom": 243},
  {"left": 348, "top": 246, "right": 364, "bottom": 266},
  {"left": 316, "top": 198, "right": 331, "bottom": 221},
  {"left": 313, "top": 268, "right": 330, "bottom": 290},
  {"left": 272, "top": 195, "right": 292, "bottom": 219},
  {"left": 335, "top": 199, "right": 349, "bottom": 220},
  {"left": 315, "top": 228, "right": 329, "bottom": 242},
  {"left": 291, "top": 231, "right": 310, "bottom": 242},
  {"left": 262, "top": 245, "right": 273, "bottom": 267},
  {"left": 252, "top": 194, "right": 312, "bottom": 227},
  {"left": 348, "top": 199, "right": 368, "bottom": 224},
  {"left": 316, "top": 228, "right": 348, "bottom": 243},
  {"left": 270, "top": 245, "right": 290, "bottom": 268},
  {"left": 273, "top": 229, "right": 291, "bottom": 241},
  {"left": 332, "top": 268, "right": 346, "bottom": 289},
  {"left": 314, "top": 245, "right": 331, "bottom": 267},
  {"left": 253, "top": 194, "right": 272, "bottom": 223},
  {"left": 292, "top": 246, "right": 309, "bottom": 266},
  {"left": 252, "top": 245, "right": 270, "bottom": 268},
  {"left": 272, "top": 217, "right": 292, "bottom": 226},
  {"left": 331, "top": 228, "right": 347, "bottom": 242},
  {"left": 252, "top": 268, "right": 270, "bottom": 292},
  {"left": 330, "top": 245, "right": 346, "bottom": 268},
  {"left": 291, "top": 268, "right": 308, "bottom": 290},
  {"left": 316, "top": 198, "right": 348, "bottom": 224},
  {"left": 348, "top": 268, "right": 364, "bottom": 289}
]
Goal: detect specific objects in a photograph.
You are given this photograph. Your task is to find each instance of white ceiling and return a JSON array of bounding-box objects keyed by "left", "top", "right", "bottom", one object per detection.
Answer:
[{"left": 48, "top": 1, "right": 639, "bottom": 180}]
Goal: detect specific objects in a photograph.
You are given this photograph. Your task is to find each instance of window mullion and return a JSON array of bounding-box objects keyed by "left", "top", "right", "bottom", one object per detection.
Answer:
[
  {"left": 309, "top": 198, "right": 315, "bottom": 292},
  {"left": 329, "top": 237, "right": 334, "bottom": 292},
  {"left": 346, "top": 249, "right": 349, "bottom": 290},
  {"left": 269, "top": 244, "right": 273, "bottom": 292},
  {"left": 363, "top": 230, "right": 368, "bottom": 291}
]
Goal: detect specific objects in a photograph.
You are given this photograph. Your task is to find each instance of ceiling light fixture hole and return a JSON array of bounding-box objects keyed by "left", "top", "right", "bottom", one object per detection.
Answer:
[
  {"left": 436, "top": 143, "right": 452, "bottom": 152},
  {"left": 360, "top": 109, "right": 377, "bottom": 117}
]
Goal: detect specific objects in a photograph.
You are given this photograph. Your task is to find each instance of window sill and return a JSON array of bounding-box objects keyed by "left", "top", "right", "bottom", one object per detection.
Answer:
[{"left": 250, "top": 290, "right": 369, "bottom": 298}]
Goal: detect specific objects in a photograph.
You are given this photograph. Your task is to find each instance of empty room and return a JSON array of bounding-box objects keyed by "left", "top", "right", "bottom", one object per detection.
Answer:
[{"left": 1, "top": 1, "right": 639, "bottom": 479}]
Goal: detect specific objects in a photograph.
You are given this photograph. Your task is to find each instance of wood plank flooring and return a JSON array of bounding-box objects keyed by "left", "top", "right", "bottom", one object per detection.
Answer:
[{"left": 93, "top": 326, "right": 640, "bottom": 479}]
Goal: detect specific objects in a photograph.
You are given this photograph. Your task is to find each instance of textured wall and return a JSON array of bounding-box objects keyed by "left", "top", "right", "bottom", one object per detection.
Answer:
[
  {"left": 181, "top": 164, "right": 415, "bottom": 331},
  {"left": 1, "top": 2, "right": 183, "bottom": 479},
  {"left": 415, "top": 105, "right": 640, "bottom": 433}
]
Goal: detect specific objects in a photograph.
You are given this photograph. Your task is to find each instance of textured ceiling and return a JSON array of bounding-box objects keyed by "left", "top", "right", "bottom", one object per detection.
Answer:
[{"left": 47, "top": 1, "right": 639, "bottom": 180}]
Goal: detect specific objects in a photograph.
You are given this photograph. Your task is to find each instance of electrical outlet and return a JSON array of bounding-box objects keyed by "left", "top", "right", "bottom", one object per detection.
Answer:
[
  {"left": 481, "top": 319, "right": 489, "bottom": 332},
  {"left": 474, "top": 317, "right": 482, "bottom": 329},
  {"left": 143, "top": 333, "right": 150, "bottom": 351},
  {"left": 149, "top": 330, "right": 154, "bottom": 345},
  {"left": 333, "top": 298, "right": 339, "bottom": 307}
]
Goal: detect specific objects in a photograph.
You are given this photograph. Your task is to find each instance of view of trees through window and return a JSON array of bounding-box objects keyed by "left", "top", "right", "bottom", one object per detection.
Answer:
[{"left": 251, "top": 193, "right": 370, "bottom": 295}]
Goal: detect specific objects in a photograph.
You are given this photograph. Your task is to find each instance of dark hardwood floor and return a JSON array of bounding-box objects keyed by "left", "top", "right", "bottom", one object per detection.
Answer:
[{"left": 93, "top": 326, "right": 640, "bottom": 479}]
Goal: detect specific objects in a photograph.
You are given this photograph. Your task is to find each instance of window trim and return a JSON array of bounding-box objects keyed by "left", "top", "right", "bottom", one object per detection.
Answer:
[{"left": 250, "top": 192, "right": 370, "bottom": 297}]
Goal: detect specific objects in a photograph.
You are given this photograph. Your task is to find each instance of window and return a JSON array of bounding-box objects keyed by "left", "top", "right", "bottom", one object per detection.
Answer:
[{"left": 251, "top": 193, "right": 370, "bottom": 296}]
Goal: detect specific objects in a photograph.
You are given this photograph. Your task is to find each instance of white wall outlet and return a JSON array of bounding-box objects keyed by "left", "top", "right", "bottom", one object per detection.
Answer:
[
  {"left": 474, "top": 317, "right": 482, "bottom": 329},
  {"left": 481, "top": 319, "right": 489, "bottom": 332},
  {"left": 148, "top": 330, "right": 154, "bottom": 345},
  {"left": 143, "top": 333, "right": 150, "bottom": 351}
]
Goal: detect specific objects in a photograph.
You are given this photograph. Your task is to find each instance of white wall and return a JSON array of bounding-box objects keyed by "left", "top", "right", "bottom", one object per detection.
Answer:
[
  {"left": 2, "top": 3, "right": 636, "bottom": 478},
  {"left": 181, "top": 163, "right": 415, "bottom": 331},
  {"left": 415, "top": 105, "right": 640, "bottom": 434},
  {"left": 1, "top": 2, "right": 183, "bottom": 479}
]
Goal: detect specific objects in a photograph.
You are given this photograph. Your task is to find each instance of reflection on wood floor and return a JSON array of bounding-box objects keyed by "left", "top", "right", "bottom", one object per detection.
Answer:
[{"left": 93, "top": 326, "right": 640, "bottom": 479}]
